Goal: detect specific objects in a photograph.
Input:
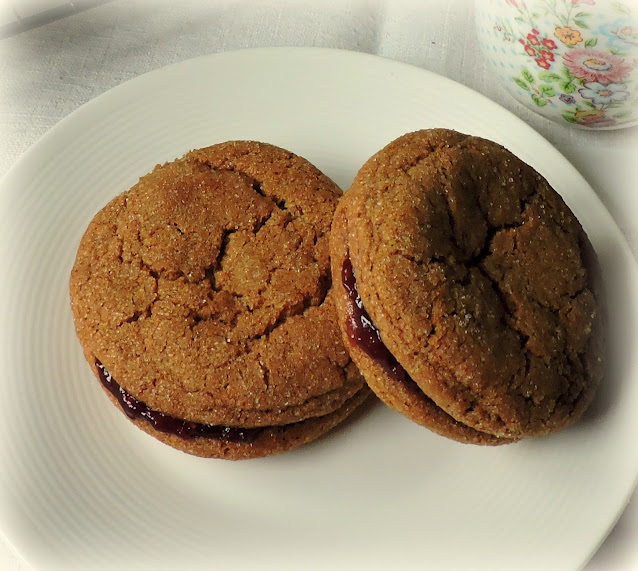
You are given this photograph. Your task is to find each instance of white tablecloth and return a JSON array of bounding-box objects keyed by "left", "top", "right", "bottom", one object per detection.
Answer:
[{"left": 1, "top": 1, "right": 636, "bottom": 569}]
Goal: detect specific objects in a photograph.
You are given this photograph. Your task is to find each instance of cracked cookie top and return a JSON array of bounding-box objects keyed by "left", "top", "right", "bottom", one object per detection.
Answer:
[
  {"left": 70, "top": 141, "right": 364, "bottom": 428},
  {"left": 343, "top": 129, "right": 604, "bottom": 439}
]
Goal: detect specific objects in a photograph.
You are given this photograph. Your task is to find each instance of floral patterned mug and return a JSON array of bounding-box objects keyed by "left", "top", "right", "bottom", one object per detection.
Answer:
[{"left": 475, "top": 0, "right": 638, "bottom": 129}]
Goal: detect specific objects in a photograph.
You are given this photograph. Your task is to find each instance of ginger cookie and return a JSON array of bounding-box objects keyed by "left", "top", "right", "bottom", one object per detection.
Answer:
[
  {"left": 330, "top": 129, "right": 604, "bottom": 444},
  {"left": 70, "top": 141, "right": 369, "bottom": 460}
]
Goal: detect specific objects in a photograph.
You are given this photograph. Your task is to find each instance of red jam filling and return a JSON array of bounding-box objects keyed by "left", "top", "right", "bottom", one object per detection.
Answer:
[
  {"left": 95, "top": 359, "right": 263, "bottom": 443},
  {"left": 341, "top": 256, "right": 407, "bottom": 382}
]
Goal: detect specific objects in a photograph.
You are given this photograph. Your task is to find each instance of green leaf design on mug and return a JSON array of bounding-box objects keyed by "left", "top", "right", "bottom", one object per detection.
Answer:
[
  {"left": 531, "top": 94, "right": 547, "bottom": 106},
  {"left": 562, "top": 111, "right": 578, "bottom": 123},
  {"left": 538, "top": 71, "right": 561, "bottom": 82},
  {"left": 522, "top": 68, "right": 535, "bottom": 84},
  {"left": 539, "top": 84, "right": 556, "bottom": 97},
  {"left": 611, "top": 1, "right": 631, "bottom": 16},
  {"left": 560, "top": 80, "right": 577, "bottom": 94}
]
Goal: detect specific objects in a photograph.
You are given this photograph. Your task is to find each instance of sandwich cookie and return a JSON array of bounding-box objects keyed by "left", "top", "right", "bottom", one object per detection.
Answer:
[
  {"left": 330, "top": 129, "right": 604, "bottom": 444},
  {"left": 70, "top": 141, "right": 369, "bottom": 459}
]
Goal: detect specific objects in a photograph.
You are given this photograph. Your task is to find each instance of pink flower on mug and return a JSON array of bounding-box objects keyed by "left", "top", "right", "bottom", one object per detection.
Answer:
[
  {"left": 563, "top": 49, "right": 632, "bottom": 85},
  {"left": 542, "top": 38, "right": 558, "bottom": 50},
  {"left": 527, "top": 32, "right": 541, "bottom": 45},
  {"left": 579, "top": 82, "right": 629, "bottom": 105},
  {"left": 612, "top": 26, "right": 638, "bottom": 47},
  {"left": 536, "top": 57, "right": 551, "bottom": 69},
  {"left": 524, "top": 44, "right": 537, "bottom": 56}
]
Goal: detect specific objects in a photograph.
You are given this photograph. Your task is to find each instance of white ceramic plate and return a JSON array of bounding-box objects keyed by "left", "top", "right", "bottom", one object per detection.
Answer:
[{"left": 1, "top": 47, "right": 636, "bottom": 571}]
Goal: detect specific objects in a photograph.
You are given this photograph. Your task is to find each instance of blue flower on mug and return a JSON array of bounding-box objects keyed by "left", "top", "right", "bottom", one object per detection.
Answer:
[
  {"left": 559, "top": 93, "right": 576, "bottom": 104},
  {"left": 578, "top": 82, "right": 629, "bottom": 105}
]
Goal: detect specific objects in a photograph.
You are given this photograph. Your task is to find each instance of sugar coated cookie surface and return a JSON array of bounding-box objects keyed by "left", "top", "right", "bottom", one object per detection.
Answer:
[
  {"left": 331, "top": 129, "right": 604, "bottom": 443},
  {"left": 70, "top": 141, "right": 369, "bottom": 459}
]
